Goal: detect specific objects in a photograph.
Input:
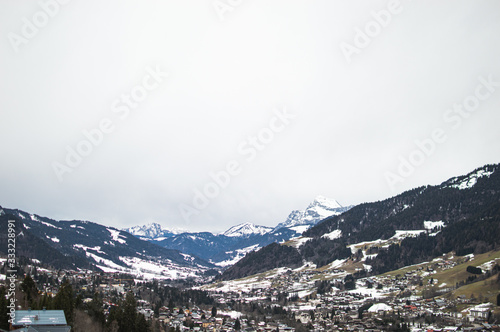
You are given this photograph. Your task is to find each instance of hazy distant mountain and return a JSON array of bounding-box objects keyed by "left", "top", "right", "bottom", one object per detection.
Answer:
[
  {"left": 126, "top": 196, "right": 352, "bottom": 267},
  {"left": 222, "top": 222, "right": 273, "bottom": 237}
]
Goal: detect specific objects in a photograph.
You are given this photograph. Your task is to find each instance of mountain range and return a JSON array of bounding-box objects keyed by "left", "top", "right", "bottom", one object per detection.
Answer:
[
  {"left": 123, "top": 196, "right": 352, "bottom": 266},
  {"left": 0, "top": 208, "right": 215, "bottom": 280},
  {"left": 1, "top": 163, "right": 498, "bottom": 284},
  {"left": 0, "top": 195, "right": 349, "bottom": 279}
]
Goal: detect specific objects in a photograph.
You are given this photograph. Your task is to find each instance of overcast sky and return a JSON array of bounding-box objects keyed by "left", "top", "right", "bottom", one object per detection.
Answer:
[{"left": 1, "top": 0, "right": 499, "bottom": 233}]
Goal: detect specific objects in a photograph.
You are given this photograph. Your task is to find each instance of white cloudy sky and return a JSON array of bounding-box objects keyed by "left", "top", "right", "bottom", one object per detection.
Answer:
[{"left": 1, "top": 0, "right": 499, "bottom": 233}]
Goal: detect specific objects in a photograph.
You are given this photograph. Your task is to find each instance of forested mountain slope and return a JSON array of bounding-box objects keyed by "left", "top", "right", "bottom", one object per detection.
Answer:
[{"left": 220, "top": 164, "right": 500, "bottom": 280}]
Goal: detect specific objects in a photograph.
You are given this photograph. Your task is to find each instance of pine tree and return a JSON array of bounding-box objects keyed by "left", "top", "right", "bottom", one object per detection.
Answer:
[
  {"left": 121, "top": 291, "right": 138, "bottom": 332},
  {"left": 135, "top": 313, "right": 149, "bottom": 332},
  {"left": 167, "top": 298, "right": 174, "bottom": 311},
  {"left": 20, "top": 274, "right": 38, "bottom": 307},
  {"left": 0, "top": 287, "right": 10, "bottom": 330},
  {"left": 54, "top": 280, "right": 74, "bottom": 325},
  {"left": 106, "top": 306, "right": 121, "bottom": 332},
  {"left": 86, "top": 292, "right": 105, "bottom": 327}
]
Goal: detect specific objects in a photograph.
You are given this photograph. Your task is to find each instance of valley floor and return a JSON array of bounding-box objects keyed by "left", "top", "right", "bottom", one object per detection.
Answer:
[
  {"left": 201, "top": 250, "right": 500, "bottom": 331},
  {"left": 1, "top": 249, "right": 499, "bottom": 331}
]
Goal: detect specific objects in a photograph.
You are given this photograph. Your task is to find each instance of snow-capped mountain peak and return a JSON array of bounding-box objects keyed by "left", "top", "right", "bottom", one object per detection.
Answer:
[
  {"left": 124, "top": 223, "right": 164, "bottom": 238},
  {"left": 309, "top": 195, "right": 342, "bottom": 210},
  {"left": 123, "top": 223, "right": 182, "bottom": 241},
  {"left": 274, "top": 196, "right": 352, "bottom": 231},
  {"left": 222, "top": 222, "right": 273, "bottom": 237},
  {"left": 124, "top": 196, "right": 352, "bottom": 267}
]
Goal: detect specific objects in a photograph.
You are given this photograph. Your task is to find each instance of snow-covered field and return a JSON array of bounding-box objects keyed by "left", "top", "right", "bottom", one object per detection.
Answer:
[
  {"left": 72, "top": 242, "right": 206, "bottom": 280},
  {"left": 324, "top": 259, "right": 346, "bottom": 270},
  {"left": 119, "top": 256, "right": 199, "bottom": 280},
  {"left": 214, "top": 244, "right": 260, "bottom": 267},
  {"left": 479, "top": 258, "right": 500, "bottom": 271},
  {"left": 391, "top": 230, "right": 426, "bottom": 240}
]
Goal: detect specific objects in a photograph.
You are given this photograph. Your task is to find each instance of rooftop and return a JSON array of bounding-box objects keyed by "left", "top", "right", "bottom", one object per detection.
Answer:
[{"left": 13, "top": 310, "right": 67, "bottom": 327}]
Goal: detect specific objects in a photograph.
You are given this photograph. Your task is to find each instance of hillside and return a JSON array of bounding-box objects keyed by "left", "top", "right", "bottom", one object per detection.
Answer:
[
  {"left": 220, "top": 164, "right": 500, "bottom": 281},
  {"left": 0, "top": 207, "right": 215, "bottom": 280}
]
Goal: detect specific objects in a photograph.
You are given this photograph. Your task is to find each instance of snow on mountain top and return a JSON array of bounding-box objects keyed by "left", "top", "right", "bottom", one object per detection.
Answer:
[
  {"left": 31, "top": 215, "right": 62, "bottom": 230},
  {"left": 274, "top": 196, "right": 350, "bottom": 231},
  {"left": 126, "top": 222, "right": 163, "bottom": 234},
  {"left": 444, "top": 166, "right": 496, "bottom": 190},
  {"left": 124, "top": 222, "right": 184, "bottom": 239},
  {"left": 310, "top": 195, "right": 342, "bottom": 209},
  {"left": 222, "top": 222, "right": 273, "bottom": 237}
]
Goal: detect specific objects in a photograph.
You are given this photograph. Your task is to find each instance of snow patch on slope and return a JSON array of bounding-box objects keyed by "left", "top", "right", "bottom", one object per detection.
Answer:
[
  {"left": 108, "top": 229, "right": 127, "bottom": 244},
  {"left": 445, "top": 168, "right": 495, "bottom": 190},
  {"left": 73, "top": 244, "right": 106, "bottom": 254},
  {"left": 70, "top": 224, "right": 85, "bottom": 230},
  {"left": 322, "top": 229, "right": 342, "bottom": 240},
  {"left": 391, "top": 230, "right": 426, "bottom": 240},
  {"left": 47, "top": 236, "right": 60, "bottom": 243},
  {"left": 33, "top": 215, "right": 62, "bottom": 230},
  {"left": 424, "top": 220, "right": 444, "bottom": 230},
  {"left": 288, "top": 237, "right": 312, "bottom": 248},
  {"left": 214, "top": 244, "right": 260, "bottom": 267}
]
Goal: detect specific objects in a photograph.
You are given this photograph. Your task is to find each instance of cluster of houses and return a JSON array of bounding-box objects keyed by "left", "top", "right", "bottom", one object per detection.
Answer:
[
  {"left": 1, "top": 254, "right": 498, "bottom": 331},
  {"left": 147, "top": 305, "right": 297, "bottom": 331},
  {"left": 202, "top": 257, "right": 498, "bottom": 331}
]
